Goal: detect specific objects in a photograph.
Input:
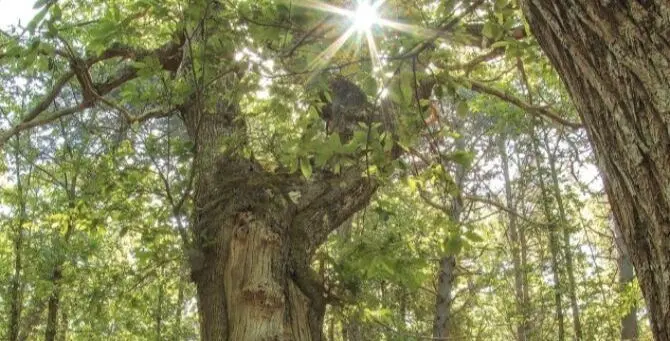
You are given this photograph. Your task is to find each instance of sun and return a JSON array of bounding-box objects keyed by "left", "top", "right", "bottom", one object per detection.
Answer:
[
  {"left": 295, "top": 0, "right": 430, "bottom": 74},
  {"left": 352, "top": 2, "right": 380, "bottom": 32}
]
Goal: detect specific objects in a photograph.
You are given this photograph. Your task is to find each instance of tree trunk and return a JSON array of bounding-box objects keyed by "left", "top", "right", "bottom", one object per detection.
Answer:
[
  {"left": 520, "top": 2, "right": 670, "bottom": 339},
  {"left": 9, "top": 141, "right": 26, "bottom": 341},
  {"left": 544, "top": 133, "right": 583, "bottom": 340},
  {"left": 45, "top": 199, "right": 75, "bottom": 341},
  {"left": 44, "top": 266, "right": 62, "bottom": 341},
  {"left": 9, "top": 219, "right": 23, "bottom": 341},
  {"left": 432, "top": 113, "right": 466, "bottom": 340},
  {"left": 182, "top": 75, "right": 378, "bottom": 341},
  {"left": 613, "top": 215, "right": 639, "bottom": 341},
  {"left": 531, "top": 125, "right": 565, "bottom": 341},
  {"left": 499, "top": 134, "right": 530, "bottom": 341},
  {"left": 433, "top": 255, "right": 456, "bottom": 339}
]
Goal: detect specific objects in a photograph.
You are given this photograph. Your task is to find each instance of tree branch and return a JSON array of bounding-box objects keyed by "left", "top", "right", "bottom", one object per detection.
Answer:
[
  {"left": 466, "top": 78, "right": 583, "bottom": 129},
  {"left": 0, "top": 35, "right": 185, "bottom": 148}
]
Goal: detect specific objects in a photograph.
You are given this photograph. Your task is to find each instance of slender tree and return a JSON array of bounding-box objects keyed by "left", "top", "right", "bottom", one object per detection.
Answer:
[
  {"left": 499, "top": 132, "right": 530, "bottom": 341},
  {"left": 543, "top": 130, "right": 583, "bottom": 340},
  {"left": 7, "top": 137, "right": 27, "bottom": 341},
  {"left": 613, "top": 215, "right": 639, "bottom": 341}
]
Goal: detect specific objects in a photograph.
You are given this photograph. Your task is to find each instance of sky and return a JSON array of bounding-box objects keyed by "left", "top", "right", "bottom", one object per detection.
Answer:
[{"left": 0, "top": 0, "right": 37, "bottom": 29}]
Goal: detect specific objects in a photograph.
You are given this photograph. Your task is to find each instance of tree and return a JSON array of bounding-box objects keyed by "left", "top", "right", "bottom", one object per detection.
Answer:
[{"left": 520, "top": 1, "right": 670, "bottom": 339}]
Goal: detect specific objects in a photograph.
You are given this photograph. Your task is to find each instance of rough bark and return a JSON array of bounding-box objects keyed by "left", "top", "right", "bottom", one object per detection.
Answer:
[
  {"left": 499, "top": 134, "right": 530, "bottom": 341},
  {"left": 520, "top": 1, "right": 670, "bottom": 339},
  {"left": 44, "top": 267, "right": 62, "bottom": 341}
]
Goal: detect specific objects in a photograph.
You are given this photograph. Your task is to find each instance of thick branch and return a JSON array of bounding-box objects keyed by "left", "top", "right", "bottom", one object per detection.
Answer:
[{"left": 291, "top": 172, "right": 377, "bottom": 255}]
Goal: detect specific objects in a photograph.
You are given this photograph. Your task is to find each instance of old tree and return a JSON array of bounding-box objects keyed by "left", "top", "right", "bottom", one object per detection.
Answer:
[{"left": 1, "top": 0, "right": 669, "bottom": 340}]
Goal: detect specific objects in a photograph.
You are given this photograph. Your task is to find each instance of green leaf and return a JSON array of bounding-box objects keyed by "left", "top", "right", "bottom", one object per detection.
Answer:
[
  {"left": 444, "top": 236, "right": 463, "bottom": 255},
  {"left": 465, "top": 230, "right": 484, "bottom": 243},
  {"left": 456, "top": 101, "right": 469, "bottom": 117},
  {"left": 447, "top": 151, "right": 474, "bottom": 168},
  {"left": 27, "top": 7, "right": 48, "bottom": 33},
  {"left": 494, "top": 0, "right": 509, "bottom": 11},
  {"left": 482, "top": 21, "right": 499, "bottom": 40},
  {"left": 300, "top": 158, "right": 312, "bottom": 179}
]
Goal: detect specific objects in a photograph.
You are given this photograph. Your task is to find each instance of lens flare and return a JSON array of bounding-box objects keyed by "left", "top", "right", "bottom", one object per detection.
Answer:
[
  {"left": 294, "top": 0, "right": 433, "bottom": 76},
  {"left": 352, "top": 2, "right": 379, "bottom": 32}
]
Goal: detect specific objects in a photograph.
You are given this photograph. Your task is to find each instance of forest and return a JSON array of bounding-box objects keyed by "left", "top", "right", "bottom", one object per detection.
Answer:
[{"left": 0, "top": 0, "right": 668, "bottom": 340}]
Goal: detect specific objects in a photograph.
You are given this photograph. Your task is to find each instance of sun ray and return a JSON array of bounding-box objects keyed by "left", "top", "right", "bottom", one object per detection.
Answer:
[
  {"left": 294, "top": 0, "right": 353, "bottom": 17},
  {"left": 307, "top": 26, "right": 357, "bottom": 72},
  {"left": 365, "top": 29, "right": 381, "bottom": 71},
  {"left": 376, "top": 18, "right": 435, "bottom": 38},
  {"left": 293, "top": 0, "right": 438, "bottom": 85}
]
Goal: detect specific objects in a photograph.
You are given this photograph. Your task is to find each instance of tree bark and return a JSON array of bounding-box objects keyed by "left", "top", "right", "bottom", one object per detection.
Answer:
[
  {"left": 433, "top": 255, "right": 456, "bottom": 339},
  {"left": 520, "top": 1, "right": 670, "bottom": 339},
  {"left": 9, "top": 232, "right": 23, "bottom": 341},
  {"left": 45, "top": 196, "right": 76, "bottom": 341},
  {"left": 44, "top": 267, "right": 62, "bottom": 341}
]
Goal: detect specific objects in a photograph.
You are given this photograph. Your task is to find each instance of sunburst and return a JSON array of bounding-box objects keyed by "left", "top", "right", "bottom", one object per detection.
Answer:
[{"left": 295, "top": 0, "right": 429, "bottom": 75}]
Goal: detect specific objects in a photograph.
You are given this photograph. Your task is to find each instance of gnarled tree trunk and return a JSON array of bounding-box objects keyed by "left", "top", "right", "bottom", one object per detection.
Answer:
[
  {"left": 182, "top": 74, "right": 380, "bottom": 340},
  {"left": 520, "top": 1, "right": 670, "bottom": 339}
]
